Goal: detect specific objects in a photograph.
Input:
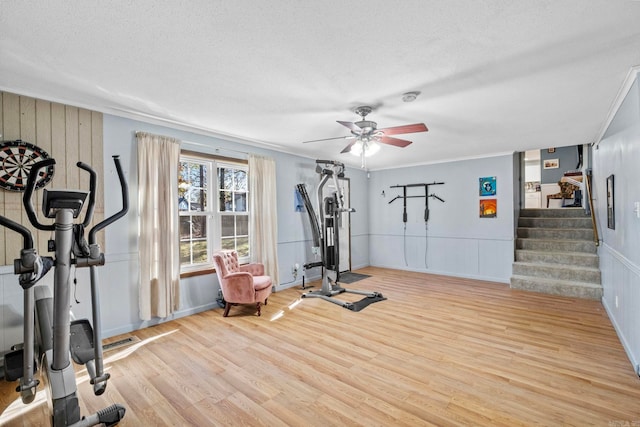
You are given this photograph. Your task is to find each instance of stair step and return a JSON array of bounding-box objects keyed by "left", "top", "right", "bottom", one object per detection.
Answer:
[
  {"left": 515, "top": 238, "right": 596, "bottom": 254},
  {"left": 519, "top": 208, "right": 589, "bottom": 218},
  {"left": 514, "top": 207, "right": 600, "bottom": 300},
  {"left": 515, "top": 250, "right": 599, "bottom": 267},
  {"left": 512, "top": 262, "right": 601, "bottom": 284},
  {"left": 517, "top": 227, "right": 594, "bottom": 241},
  {"left": 518, "top": 217, "right": 593, "bottom": 229},
  {"left": 510, "top": 275, "right": 602, "bottom": 300}
]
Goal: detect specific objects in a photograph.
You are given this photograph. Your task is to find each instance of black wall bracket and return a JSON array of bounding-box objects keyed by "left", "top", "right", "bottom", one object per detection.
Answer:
[{"left": 389, "top": 182, "right": 445, "bottom": 223}]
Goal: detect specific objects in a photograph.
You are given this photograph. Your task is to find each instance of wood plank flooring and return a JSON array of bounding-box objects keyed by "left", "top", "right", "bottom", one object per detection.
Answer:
[{"left": 1, "top": 267, "right": 639, "bottom": 426}]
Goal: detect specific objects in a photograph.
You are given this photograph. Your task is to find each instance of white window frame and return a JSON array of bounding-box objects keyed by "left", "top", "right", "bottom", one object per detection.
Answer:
[{"left": 179, "top": 153, "right": 249, "bottom": 274}]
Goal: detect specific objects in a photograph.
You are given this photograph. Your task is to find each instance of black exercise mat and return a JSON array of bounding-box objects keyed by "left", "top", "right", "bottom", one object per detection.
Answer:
[
  {"left": 347, "top": 294, "right": 387, "bottom": 312},
  {"left": 338, "top": 272, "right": 371, "bottom": 284}
]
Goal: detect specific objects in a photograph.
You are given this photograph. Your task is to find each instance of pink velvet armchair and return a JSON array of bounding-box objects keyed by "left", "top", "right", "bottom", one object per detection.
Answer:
[{"left": 212, "top": 250, "right": 272, "bottom": 317}]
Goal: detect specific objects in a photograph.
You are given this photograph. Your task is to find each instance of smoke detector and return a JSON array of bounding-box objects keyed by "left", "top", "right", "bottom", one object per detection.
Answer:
[{"left": 402, "top": 91, "right": 420, "bottom": 102}]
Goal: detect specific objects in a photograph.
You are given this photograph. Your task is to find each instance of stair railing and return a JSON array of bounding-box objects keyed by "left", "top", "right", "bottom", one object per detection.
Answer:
[{"left": 585, "top": 168, "right": 600, "bottom": 246}]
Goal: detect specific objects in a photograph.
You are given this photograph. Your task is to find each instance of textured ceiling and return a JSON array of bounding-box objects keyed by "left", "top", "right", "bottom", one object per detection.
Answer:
[{"left": 2, "top": 1, "right": 640, "bottom": 170}]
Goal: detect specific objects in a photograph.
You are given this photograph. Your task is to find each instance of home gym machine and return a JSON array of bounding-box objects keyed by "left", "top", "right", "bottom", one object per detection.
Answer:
[
  {"left": 1, "top": 156, "right": 128, "bottom": 426},
  {"left": 297, "top": 160, "right": 384, "bottom": 310}
]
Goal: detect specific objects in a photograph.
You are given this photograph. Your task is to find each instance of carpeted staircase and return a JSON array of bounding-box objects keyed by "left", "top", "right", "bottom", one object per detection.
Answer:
[{"left": 510, "top": 208, "right": 602, "bottom": 300}]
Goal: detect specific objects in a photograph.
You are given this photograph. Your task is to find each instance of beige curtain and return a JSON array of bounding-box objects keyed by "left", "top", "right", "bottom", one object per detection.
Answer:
[
  {"left": 248, "top": 154, "right": 279, "bottom": 284},
  {"left": 136, "top": 132, "right": 181, "bottom": 320}
]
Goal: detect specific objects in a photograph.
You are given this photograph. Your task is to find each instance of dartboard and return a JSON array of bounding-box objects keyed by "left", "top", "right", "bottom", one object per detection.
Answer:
[{"left": 0, "top": 140, "right": 55, "bottom": 191}]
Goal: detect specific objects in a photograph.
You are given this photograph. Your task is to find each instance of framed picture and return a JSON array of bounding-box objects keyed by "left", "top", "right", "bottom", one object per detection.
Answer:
[
  {"left": 479, "top": 176, "right": 496, "bottom": 196},
  {"left": 479, "top": 198, "right": 497, "bottom": 218},
  {"left": 543, "top": 158, "right": 559, "bottom": 169},
  {"left": 607, "top": 174, "right": 615, "bottom": 229}
]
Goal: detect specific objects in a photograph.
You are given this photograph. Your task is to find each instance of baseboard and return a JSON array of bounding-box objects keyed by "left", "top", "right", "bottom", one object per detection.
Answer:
[
  {"left": 101, "top": 302, "right": 219, "bottom": 339},
  {"left": 370, "top": 262, "right": 510, "bottom": 284},
  {"left": 602, "top": 296, "right": 639, "bottom": 375},
  {"left": 276, "top": 272, "right": 322, "bottom": 291}
]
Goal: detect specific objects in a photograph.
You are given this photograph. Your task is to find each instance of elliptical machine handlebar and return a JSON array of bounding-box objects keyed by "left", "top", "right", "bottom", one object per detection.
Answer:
[
  {"left": 0, "top": 214, "right": 34, "bottom": 250},
  {"left": 88, "top": 156, "right": 129, "bottom": 245},
  {"left": 76, "top": 161, "right": 97, "bottom": 227},
  {"left": 24, "top": 159, "right": 100, "bottom": 230},
  {"left": 23, "top": 158, "right": 56, "bottom": 231}
]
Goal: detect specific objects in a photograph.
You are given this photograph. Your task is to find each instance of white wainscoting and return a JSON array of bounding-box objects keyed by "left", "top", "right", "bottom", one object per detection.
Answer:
[
  {"left": 369, "top": 234, "right": 514, "bottom": 283},
  {"left": 599, "top": 243, "right": 640, "bottom": 374}
]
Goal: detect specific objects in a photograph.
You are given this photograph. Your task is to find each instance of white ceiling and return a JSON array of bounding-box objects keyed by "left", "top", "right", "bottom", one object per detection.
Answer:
[{"left": 2, "top": 1, "right": 640, "bottom": 170}]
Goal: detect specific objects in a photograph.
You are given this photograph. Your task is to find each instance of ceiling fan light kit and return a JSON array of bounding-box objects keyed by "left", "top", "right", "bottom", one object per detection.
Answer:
[{"left": 350, "top": 140, "right": 380, "bottom": 157}]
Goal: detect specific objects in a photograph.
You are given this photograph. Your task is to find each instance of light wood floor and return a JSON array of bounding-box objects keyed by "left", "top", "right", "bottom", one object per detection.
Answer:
[{"left": 1, "top": 267, "right": 639, "bottom": 426}]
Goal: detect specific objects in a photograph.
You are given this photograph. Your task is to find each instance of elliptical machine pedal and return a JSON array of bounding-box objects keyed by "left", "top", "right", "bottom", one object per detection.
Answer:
[{"left": 69, "top": 319, "right": 95, "bottom": 365}]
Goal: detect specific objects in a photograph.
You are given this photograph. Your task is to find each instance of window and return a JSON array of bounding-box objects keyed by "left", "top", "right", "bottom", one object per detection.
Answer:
[{"left": 178, "top": 154, "right": 249, "bottom": 273}]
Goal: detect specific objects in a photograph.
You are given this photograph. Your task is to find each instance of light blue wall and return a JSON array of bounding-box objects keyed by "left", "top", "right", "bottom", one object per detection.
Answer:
[
  {"left": 0, "top": 113, "right": 516, "bottom": 354},
  {"left": 593, "top": 78, "right": 640, "bottom": 375},
  {"left": 368, "top": 155, "right": 515, "bottom": 282},
  {"left": 540, "top": 145, "right": 580, "bottom": 184}
]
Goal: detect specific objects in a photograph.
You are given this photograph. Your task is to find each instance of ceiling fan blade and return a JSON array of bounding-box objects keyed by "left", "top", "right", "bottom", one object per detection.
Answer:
[
  {"left": 379, "top": 135, "right": 413, "bottom": 148},
  {"left": 302, "top": 135, "right": 350, "bottom": 144},
  {"left": 378, "top": 123, "right": 428, "bottom": 135},
  {"left": 337, "top": 120, "right": 363, "bottom": 133},
  {"left": 341, "top": 140, "right": 357, "bottom": 154}
]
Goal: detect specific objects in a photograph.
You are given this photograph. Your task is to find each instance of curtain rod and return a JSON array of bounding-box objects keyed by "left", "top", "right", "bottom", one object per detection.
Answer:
[
  {"left": 182, "top": 139, "right": 250, "bottom": 157},
  {"left": 135, "top": 131, "right": 250, "bottom": 157}
]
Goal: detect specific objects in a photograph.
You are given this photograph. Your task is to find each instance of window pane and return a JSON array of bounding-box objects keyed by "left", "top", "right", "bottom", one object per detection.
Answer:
[
  {"left": 185, "top": 188, "right": 204, "bottom": 212},
  {"left": 221, "top": 237, "right": 235, "bottom": 250},
  {"left": 191, "top": 240, "right": 208, "bottom": 264},
  {"left": 179, "top": 161, "right": 209, "bottom": 212},
  {"left": 234, "top": 193, "right": 247, "bottom": 212},
  {"left": 180, "top": 242, "right": 191, "bottom": 265},
  {"left": 221, "top": 216, "right": 234, "bottom": 237},
  {"left": 179, "top": 215, "right": 209, "bottom": 267},
  {"left": 178, "top": 166, "right": 190, "bottom": 211},
  {"left": 219, "top": 190, "right": 232, "bottom": 212},
  {"left": 191, "top": 216, "right": 207, "bottom": 239},
  {"left": 190, "top": 165, "right": 201, "bottom": 187},
  {"left": 237, "top": 216, "right": 248, "bottom": 235},
  {"left": 234, "top": 169, "right": 247, "bottom": 191},
  {"left": 200, "top": 189, "right": 208, "bottom": 211},
  {"left": 237, "top": 237, "right": 249, "bottom": 258},
  {"left": 219, "top": 168, "right": 233, "bottom": 190},
  {"left": 179, "top": 217, "right": 191, "bottom": 239},
  {"left": 178, "top": 162, "right": 191, "bottom": 183}
]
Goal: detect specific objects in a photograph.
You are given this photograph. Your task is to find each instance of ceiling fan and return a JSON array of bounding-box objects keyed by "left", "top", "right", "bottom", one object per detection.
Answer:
[{"left": 302, "top": 106, "right": 428, "bottom": 167}]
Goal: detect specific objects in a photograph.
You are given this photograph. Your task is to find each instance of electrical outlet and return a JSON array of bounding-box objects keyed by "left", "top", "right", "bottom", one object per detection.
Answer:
[{"left": 615, "top": 295, "right": 619, "bottom": 308}]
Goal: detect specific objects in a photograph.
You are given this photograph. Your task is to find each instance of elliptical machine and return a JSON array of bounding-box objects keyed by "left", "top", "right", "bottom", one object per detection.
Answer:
[
  {"left": 297, "top": 160, "right": 383, "bottom": 310},
  {"left": 1, "top": 156, "right": 128, "bottom": 426}
]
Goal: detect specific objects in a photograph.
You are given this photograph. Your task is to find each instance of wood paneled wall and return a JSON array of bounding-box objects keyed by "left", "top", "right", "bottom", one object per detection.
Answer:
[{"left": 0, "top": 91, "right": 104, "bottom": 266}]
